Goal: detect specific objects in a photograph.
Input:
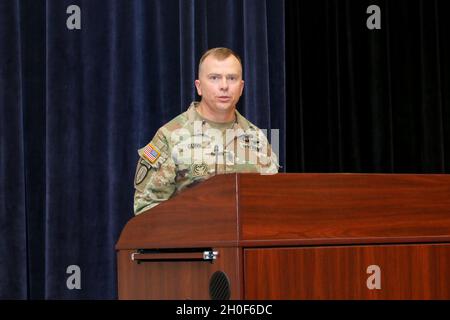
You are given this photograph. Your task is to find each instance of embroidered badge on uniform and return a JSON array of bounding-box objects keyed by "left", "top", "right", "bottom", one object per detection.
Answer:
[
  {"left": 191, "top": 163, "right": 209, "bottom": 177},
  {"left": 142, "top": 143, "right": 161, "bottom": 164},
  {"left": 135, "top": 164, "right": 148, "bottom": 185}
]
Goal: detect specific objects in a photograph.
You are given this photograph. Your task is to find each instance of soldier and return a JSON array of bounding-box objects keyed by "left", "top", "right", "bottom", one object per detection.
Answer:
[{"left": 134, "top": 47, "right": 279, "bottom": 215}]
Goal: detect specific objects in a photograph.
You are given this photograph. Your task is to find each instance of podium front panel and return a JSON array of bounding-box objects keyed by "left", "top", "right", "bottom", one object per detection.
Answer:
[{"left": 244, "top": 243, "right": 450, "bottom": 299}]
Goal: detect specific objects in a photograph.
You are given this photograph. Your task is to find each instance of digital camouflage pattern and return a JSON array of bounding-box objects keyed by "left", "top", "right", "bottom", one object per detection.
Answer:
[{"left": 134, "top": 102, "right": 279, "bottom": 215}]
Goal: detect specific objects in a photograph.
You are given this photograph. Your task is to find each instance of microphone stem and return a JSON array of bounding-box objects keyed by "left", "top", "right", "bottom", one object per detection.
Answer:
[{"left": 214, "top": 145, "right": 219, "bottom": 175}]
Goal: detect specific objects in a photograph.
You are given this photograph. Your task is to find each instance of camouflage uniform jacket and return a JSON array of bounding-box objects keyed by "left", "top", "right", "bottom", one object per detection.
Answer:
[{"left": 133, "top": 102, "right": 279, "bottom": 215}]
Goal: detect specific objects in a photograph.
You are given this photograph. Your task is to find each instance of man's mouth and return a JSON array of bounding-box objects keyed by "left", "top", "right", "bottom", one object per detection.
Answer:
[{"left": 217, "top": 96, "right": 231, "bottom": 102}]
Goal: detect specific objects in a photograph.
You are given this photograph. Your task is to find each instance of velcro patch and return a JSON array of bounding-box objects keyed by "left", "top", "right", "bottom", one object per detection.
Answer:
[{"left": 142, "top": 143, "right": 161, "bottom": 164}]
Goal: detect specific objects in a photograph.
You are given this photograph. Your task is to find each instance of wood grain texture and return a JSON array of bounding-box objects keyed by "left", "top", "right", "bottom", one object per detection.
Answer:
[
  {"left": 116, "top": 173, "right": 450, "bottom": 299},
  {"left": 244, "top": 244, "right": 450, "bottom": 299},
  {"left": 239, "top": 173, "right": 450, "bottom": 244},
  {"left": 118, "top": 247, "right": 241, "bottom": 300},
  {"left": 116, "top": 174, "right": 238, "bottom": 250}
]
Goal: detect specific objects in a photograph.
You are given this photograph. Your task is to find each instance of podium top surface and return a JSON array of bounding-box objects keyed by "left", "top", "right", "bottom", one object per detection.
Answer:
[{"left": 116, "top": 173, "right": 450, "bottom": 250}]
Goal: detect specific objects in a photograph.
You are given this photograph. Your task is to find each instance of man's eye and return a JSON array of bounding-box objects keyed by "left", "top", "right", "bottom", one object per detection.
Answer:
[
  {"left": 210, "top": 76, "right": 219, "bottom": 80},
  {"left": 227, "top": 76, "right": 237, "bottom": 81}
]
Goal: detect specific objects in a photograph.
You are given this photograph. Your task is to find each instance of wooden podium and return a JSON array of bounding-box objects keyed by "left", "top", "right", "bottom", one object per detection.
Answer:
[{"left": 116, "top": 173, "right": 450, "bottom": 299}]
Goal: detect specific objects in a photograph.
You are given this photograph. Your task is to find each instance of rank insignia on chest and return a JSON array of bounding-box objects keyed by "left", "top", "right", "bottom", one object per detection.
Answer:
[{"left": 142, "top": 143, "right": 161, "bottom": 164}]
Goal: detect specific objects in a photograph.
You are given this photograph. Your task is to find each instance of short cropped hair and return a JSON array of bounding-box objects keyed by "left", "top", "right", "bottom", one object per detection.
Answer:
[{"left": 198, "top": 47, "right": 242, "bottom": 76}]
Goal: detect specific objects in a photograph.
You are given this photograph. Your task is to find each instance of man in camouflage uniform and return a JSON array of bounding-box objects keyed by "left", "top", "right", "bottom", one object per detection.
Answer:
[{"left": 134, "top": 48, "right": 279, "bottom": 215}]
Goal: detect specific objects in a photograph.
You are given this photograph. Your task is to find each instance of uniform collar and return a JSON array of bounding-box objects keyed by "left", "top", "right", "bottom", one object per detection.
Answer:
[{"left": 186, "top": 101, "right": 251, "bottom": 131}]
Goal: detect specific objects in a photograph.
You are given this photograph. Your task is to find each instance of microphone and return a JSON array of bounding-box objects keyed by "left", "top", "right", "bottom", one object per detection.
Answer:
[{"left": 214, "top": 145, "right": 219, "bottom": 175}]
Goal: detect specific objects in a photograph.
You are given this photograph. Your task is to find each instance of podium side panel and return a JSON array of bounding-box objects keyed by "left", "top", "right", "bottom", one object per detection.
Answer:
[{"left": 117, "top": 247, "right": 242, "bottom": 300}]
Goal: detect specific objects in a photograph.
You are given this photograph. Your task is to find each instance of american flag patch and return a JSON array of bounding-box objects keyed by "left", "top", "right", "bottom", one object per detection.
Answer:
[{"left": 142, "top": 143, "right": 161, "bottom": 163}]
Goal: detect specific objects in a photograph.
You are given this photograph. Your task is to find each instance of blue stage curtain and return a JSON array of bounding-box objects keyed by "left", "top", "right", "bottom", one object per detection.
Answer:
[
  {"left": 0, "top": 0, "right": 285, "bottom": 299},
  {"left": 0, "top": 0, "right": 28, "bottom": 299}
]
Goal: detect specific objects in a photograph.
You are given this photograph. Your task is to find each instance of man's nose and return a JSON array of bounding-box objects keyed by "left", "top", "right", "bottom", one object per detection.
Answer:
[{"left": 219, "top": 78, "right": 228, "bottom": 90}]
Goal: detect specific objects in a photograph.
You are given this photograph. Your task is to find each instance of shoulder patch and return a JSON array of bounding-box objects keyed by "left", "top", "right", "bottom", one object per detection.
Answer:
[
  {"left": 142, "top": 143, "right": 161, "bottom": 164},
  {"left": 134, "top": 161, "right": 149, "bottom": 185}
]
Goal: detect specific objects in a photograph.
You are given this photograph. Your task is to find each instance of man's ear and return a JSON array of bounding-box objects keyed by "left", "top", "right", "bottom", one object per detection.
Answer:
[
  {"left": 194, "top": 79, "right": 202, "bottom": 96},
  {"left": 240, "top": 80, "right": 245, "bottom": 96}
]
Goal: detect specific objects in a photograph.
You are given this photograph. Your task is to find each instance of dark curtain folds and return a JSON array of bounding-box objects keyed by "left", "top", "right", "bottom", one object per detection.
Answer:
[
  {"left": 286, "top": 0, "right": 450, "bottom": 173},
  {"left": 0, "top": 1, "right": 28, "bottom": 299},
  {"left": 7, "top": 0, "right": 450, "bottom": 301},
  {"left": 0, "top": 0, "right": 285, "bottom": 299}
]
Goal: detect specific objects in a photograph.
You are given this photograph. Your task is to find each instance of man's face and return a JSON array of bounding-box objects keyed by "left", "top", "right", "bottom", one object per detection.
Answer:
[{"left": 195, "top": 55, "right": 244, "bottom": 116}]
